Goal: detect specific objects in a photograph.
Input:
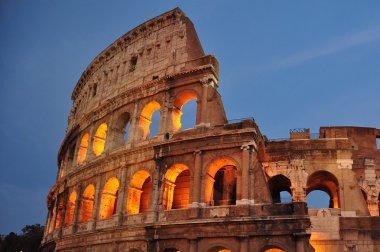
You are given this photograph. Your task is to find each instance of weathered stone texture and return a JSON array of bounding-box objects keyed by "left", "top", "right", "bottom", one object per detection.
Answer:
[{"left": 41, "top": 8, "right": 380, "bottom": 252}]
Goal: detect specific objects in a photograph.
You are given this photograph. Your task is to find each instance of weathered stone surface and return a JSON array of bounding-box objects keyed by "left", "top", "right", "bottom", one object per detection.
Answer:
[{"left": 41, "top": 8, "right": 380, "bottom": 252}]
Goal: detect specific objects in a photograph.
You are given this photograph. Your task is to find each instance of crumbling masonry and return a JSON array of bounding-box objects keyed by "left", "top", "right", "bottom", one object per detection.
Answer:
[{"left": 41, "top": 8, "right": 380, "bottom": 252}]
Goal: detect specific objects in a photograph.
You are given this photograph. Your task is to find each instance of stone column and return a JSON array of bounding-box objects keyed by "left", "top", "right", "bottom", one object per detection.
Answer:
[
  {"left": 198, "top": 79, "right": 210, "bottom": 127},
  {"left": 50, "top": 191, "right": 60, "bottom": 233},
  {"left": 57, "top": 189, "right": 69, "bottom": 238},
  {"left": 239, "top": 236, "right": 249, "bottom": 252},
  {"left": 72, "top": 185, "right": 82, "bottom": 233},
  {"left": 91, "top": 176, "right": 103, "bottom": 230},
  {"left": 190, "top": 150, "right": 202, "bottom": 207},
  {"left": 116, "top": 168, "right": 128, "bottom": 225},
  {"left": 188, "top": 238, "right": 198, "bottom": 252},
  {"left": 237, "top": 145, "right": 250, "bottom": 205}
]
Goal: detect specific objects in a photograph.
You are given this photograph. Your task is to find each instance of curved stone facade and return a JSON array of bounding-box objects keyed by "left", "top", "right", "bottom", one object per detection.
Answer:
[{"left": 42, "top": 8, "right": 380, "bottom": 252}]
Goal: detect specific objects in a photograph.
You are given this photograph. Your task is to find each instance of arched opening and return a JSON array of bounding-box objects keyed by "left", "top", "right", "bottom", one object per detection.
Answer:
[
  {"left": 263, "top": 248, "right": 286, "bottom": 252},
  {"left": 113, "top": 112, "right": 131, "bottom": 147},
  {"left": 205, "top": 158, "right": 238, "bottom": 206},
  {"left": 268, "top": 175, "right": 292, "bottom": 203},
  {"left": 163, "top": 248, "right": 181, "bottom": 252},
  {"left": 139, "top": 101, "right": 161, "bottom": 139},
  {"left": 99, "top": 177, "right": 120, "bottom": 219},
  {"left": 54, "top": 196, "right": 64, "bottom": 229},
  {"left": 307, "top": 190, "right": 330, "bottom": 208},
  {"left": 93, "top": 123, "right": 108, "bottom": 156},
  {"left": 306, "top": 171, "right": 339, "bottom": 208},
  {"left": 48, "top": 206, "right": 55, "bottom": 233},
  {"left": 162, "top": 164, "right": 190, "bottom": 210},
  {"left": 127, "top": 170, "right": 152, "bottom": 215},
  {"left": 79, "top": 184, "right": 95, "bottom": 222},
  {"left": 65, "top": 191, "right": 76, "bottom": 226},
  {"left": 207, "top": 246, "right": 232, "bottom": 252},
  {"left": 172, "top": 90, "right": 198, "bottom": 132},
  {"left": 77, "top": 133, "right": 89, "bottom": 164}
]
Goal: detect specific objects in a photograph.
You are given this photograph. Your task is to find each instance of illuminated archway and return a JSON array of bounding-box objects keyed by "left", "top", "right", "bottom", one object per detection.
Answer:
[
  {"left": 268, "top": 175, "right": 292, "bottom": 203},
  {"left": 65, "top": 191, "right": 77, "bottom": 226},
  {"left": 261, "top": 247, "right": 286, "bottom": 252},
  {"left": 205, "top": 158, "right": 238, "bottom": 206},
  {"left": 139, "top": 101, "right": 161, "bottom": 139},
  {"left": 163, "top": 248, "right": 181, "bottom": 252},
  {"left": 54, "top": 196, "right": 64, "bottom": 229},
  {"left": 163, "top": 164, "right": 190, "bottom": 210},
  {"left": 172, "top": 90, "right": 198, "bottom": 132},
  {"left": 77, "top": 133, "right": 89, "bottom": 164},
  {"left": 93, "top": 123, "right": 108, "bottom": 156},
  {"left": 113, "top": 112, "right": 131, "bottom": 147},
  {"left": 207, "top": 246, "right": 232, "bottom": 252},
  {"left": 79, "top": 184, "right": 95, "bottom": 222},
  {"left": 307, "top": 170, "right": 339, "bottom": 208},
  {"left": 127, "top": 170, "right": 152, "bottom": 215},
  {"left": 99, "top": 177, "right": 120, "bottom": 219}
]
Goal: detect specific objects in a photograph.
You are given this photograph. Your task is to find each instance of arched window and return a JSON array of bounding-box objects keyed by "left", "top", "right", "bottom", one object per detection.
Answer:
[
  {"left": 113, "top": 112, "right": 131, "bottom": 147},
  {"left": 262, "top": 248, "right": 286, "bottom": 252},
  {"left": 306, "top": 171, "right": 339, "bottom": 208},
  {"left": 79, "top": 184, "right": 95, "bottom": 222},
  {"left": 172, "top": 90, "right": 198, "bottom": 132},
  {"left": 77, "top": 133, "right": 89, "bottom": 164},
  {"left": 207, "top": 246, "right": 232, "bottom": 252},
  {"left": 139, "top": 101, "right": 161, "bottom": 139},
  {"left": 65, "top": 191, "right": 77, "bottom": 226},
  {"left": 54, "top": 196, "right": 64, "bottom": 229},
  {"left": 205, "top": 158, "right": 238, "bottom": 206},
  {"left": 163, "top": 248, "right": 181, "bottom": 252},
  {"left": 268, "top": 175, "right": 292, "bottom": 203},
  {"left": 162, "top": 164, "right": 190, "bottom": 210},
  {"left": 99, "top": 177, "right": 120, "bottom": 219},
  {"left": 127, "top": 170, "right": 152, "bottom": 215},
  {"left": 93, "top": 123, "right": 108, "bottom": 156}
]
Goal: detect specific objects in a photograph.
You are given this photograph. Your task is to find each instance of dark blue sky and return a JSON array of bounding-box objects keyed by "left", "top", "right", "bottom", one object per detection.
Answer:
[{"left": 1, "top": 1, "right": 379, "bottom": 234}]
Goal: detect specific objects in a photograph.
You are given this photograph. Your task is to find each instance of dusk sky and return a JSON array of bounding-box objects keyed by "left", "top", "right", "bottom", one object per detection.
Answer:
[{"left": 1, "top": 1, "right": 379, "bottom": 234}]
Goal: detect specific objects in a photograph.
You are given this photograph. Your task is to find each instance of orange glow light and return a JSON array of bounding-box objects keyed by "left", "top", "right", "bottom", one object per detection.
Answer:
[
  {"left": 127, "top": 170, "right": 151, "bottom": 215},
  {"left": 77, "top": 133, "right": 89, "bottom": 164},
  {"left": 79, "top": 184, "right": 95, "bottom": 222},
  {"left": 65, "top": 191, "right": 77, "bottom": 226},
  {"left": 139, "top": 101, "right": 160, "bottom": 139},
  {"left": 93, "top": 123, "right": 107, "bottom": 156},
  {"left": 99, "top": 177, "right": 120, "bottom": 219},
  {"left": 172, "top": 90, "right": 198, "bottom": 132}
]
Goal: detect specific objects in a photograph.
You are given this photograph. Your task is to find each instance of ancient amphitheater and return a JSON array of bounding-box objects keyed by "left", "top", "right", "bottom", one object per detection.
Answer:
[{"left": 41, "top": 8, "right": 380, "bottom": 252}]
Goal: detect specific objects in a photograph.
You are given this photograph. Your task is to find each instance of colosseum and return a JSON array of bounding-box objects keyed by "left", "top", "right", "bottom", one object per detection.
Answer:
[{"left": 41, "top": 8, "right": 380, "bottom": 252}]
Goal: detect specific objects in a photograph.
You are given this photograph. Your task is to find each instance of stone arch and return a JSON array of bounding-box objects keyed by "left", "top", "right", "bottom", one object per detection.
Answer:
[
  {"left": 268, "top": 175, "right": 292, "bottom": 203},
  {"left": 54, "top": 196, "right": 64, "bottom": 229},
  {"left": 93, "top": 123, "right": 108, "bottom": 156},
  {"left": 205, "top": 157, "right": 239, "bottom": 206},
  {"left": 162, "top": 249, "right": 181, "bottom": 252},
  {"left": 162, "top": 163, "right": 191, "bottom": 210},
  {"left": 77, "top": 133, "right": 89, "bottom": 165},
  {"left": 306, "top": 170, "right": 339, "bottom": 208},
  {"left": 139, "top": 100, "right": 161, "bottom": 139},
  {"left": 99, "top": 177, "right": 120, "bottom": 219},
  {"left": 259, "top": 245, "right": 287, "bottom": 252},
  {"left": 203, "top": 242, "right": 235, "bottom": 252},
  {"left": 127, "top": 170, "right": 152, "bottom": 215},
  {"left": 172, "top": 89, "right": 200, "bottom": 132},
  {"left": 112, "top": 111, "right": 132, "bottom": 147},
  {"left": 64, "top": 191, "right": 77, "bottom": 226},
  {"left": 79, "top": 184, "right": 95, "bottom": 222}
]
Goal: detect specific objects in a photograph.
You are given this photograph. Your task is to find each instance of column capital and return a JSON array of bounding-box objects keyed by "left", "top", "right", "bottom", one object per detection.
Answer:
[
  {"left": 241, "top": 144, "right": 250, "bottom": 150},
  {"left": 193, "top": 150, "right": 202, "bottom": 155}
]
